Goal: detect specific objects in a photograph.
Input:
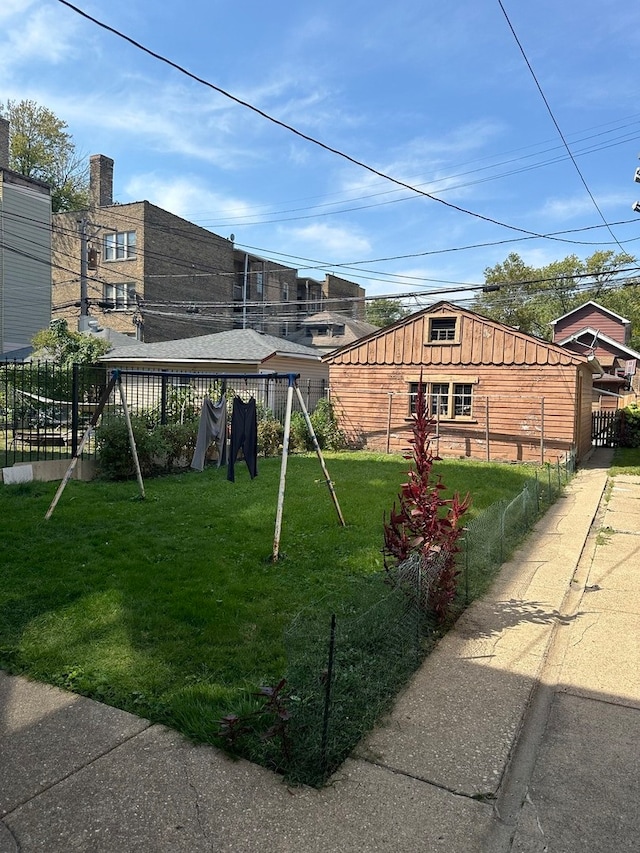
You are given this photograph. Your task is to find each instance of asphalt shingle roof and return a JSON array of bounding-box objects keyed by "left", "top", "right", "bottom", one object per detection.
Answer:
[{"left": 101, "top": 328, "right": 321, "bottom": 363}]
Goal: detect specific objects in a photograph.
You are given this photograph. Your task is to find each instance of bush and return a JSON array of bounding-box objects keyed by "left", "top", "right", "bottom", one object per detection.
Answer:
[
  {"left": 310, "top": 398, "right": 346, "bottom": 451},
  {"left": 289, "top": 412, "right": 313, "bottom": 452},
  {"left": 287, "top": 400, "right": 347, "bottom": 452},
  {"left": 96, "top": 417, "right": 168, "bottom": 480},
  {"left": 620, "top": 404, "right": 640, "bottom": 448},
  {"left": 156, "top": 422, "right": 199, "bottom": 469},
  {"left": 383, "top": 382, "right": 471, "bottom": 622},
  {"left": 257, "top": 418, "right": 284, "bottom": 457}
]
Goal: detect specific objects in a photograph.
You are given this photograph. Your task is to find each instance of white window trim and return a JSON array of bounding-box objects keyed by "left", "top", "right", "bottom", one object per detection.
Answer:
[
  {"left": 104, "top": 231, "right": 137, "bottom": 262},
  {"left": 104, "top": 282, "right": 137, "bottom": 311}
]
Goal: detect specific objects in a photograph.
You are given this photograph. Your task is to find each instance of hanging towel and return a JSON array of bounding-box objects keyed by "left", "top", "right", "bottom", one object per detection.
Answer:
[
  {"left": 227, "top": 396, "right": 258, "bottom": 482},
  {"left": 190, "top": 396, "right": 227, "bottom": 471}
]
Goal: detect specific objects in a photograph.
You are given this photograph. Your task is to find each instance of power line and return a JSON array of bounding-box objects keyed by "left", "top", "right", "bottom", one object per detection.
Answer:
[
  {"left": 497, "top": 0, "right": 628, "bottom": 256},
  {"left": 55, "top": 0, "right": 617, "bottom": 247}
]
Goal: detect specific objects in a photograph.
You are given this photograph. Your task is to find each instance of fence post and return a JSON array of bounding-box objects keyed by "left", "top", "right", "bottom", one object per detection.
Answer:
[
  {"left": 320, "top": 613, "right": 337, "bottom": 778},
  {"left": 540, "top": 397, "right": 545, "bottom": 464},
  {"left": 71, "top": 363, "right": 80, "bottom": 457},
  {"left": 386, "top": 392, "right": 393, "bottom": 454},
  {"left": 464, "top": 530, "right": 470, "bottom": 604},
  {"left": 160, "top": 373, "right": 168, "bottom": 425},
  {"left": 485, "top": 397, "right": 490, "bottom": 462}
]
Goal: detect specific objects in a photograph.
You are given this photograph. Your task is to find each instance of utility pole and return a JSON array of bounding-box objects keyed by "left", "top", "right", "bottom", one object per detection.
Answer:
[
  {"left": 77, "top": 217, "right": 89, "bottom": 330},
  {"left": 77, "top": 217, "right": 99, "bottom": 331}
]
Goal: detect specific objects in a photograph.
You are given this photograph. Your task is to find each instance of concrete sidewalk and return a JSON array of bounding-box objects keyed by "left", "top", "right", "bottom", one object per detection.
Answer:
[{"left": 1, "top": 448, "right": 638, "bottom": 852}]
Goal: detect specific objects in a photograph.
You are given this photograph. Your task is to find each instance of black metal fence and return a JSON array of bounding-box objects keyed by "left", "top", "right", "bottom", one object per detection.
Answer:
[
  {"left": 591, "top": 410, "right": 623, "bottom": 447},
  {"left": 1, "top": 361, "right": 328, "bottom": 469}
]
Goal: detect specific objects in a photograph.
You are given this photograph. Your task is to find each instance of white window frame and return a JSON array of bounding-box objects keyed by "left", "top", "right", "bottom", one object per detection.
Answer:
[
  {"left": 104, "top": 282, "right": 136, "bottom": 310},
  {"left": 409, "top": 380, "right": 474, "bottom": 419},
  {"left": 104, "top": 231, "right": 136, "bottom": 261}
]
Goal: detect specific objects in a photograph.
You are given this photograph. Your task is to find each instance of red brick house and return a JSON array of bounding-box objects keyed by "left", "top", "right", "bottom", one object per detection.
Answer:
[
  {"left": 323, "top": 302, "right": 596, "bottom": 463},
  {"left": 551, "top": 301, "right": 640, "bottom": 409}
]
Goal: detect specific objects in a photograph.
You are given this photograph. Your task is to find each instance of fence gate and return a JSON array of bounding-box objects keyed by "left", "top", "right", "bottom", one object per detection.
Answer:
[{"left": 591, "top": 410, "right": 622, "bottom": 447}]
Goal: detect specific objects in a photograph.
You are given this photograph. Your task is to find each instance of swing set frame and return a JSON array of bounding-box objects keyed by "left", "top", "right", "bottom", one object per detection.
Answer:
[{"left": 45, "top": 370, "right": 345, "bottom": 560}]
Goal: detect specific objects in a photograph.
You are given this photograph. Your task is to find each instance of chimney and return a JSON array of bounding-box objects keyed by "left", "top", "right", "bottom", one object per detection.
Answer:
[
  {"left": 0, "top": 117, "right": 9, "bottom": 170},
  {"left": 89, "top": 154, "right": 114, "bottom": 207}
]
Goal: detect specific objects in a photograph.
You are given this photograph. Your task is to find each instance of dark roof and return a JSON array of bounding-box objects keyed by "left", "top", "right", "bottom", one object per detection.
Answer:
[
  {"left": 0, "top": 345, "right": 34, "bottom": 362},
  {"left": 101, "top": 328, "right": 321, "bottom": 364}
]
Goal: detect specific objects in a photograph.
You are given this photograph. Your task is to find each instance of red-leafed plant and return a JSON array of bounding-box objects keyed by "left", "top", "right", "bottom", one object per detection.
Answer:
[{"left": 383, "top": 380, "right": 471, "bottom": 622}]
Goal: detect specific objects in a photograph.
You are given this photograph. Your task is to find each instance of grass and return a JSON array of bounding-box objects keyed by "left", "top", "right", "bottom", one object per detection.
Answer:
[
  {"left": 610, "top": 446, "right": 640, "bottom": 475},
  {"left": 0, "top": 452, "right": 541, "bottom": 764}
]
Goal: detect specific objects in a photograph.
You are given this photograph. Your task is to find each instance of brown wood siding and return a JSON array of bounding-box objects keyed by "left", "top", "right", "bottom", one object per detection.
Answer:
[{"left": 325, "top": 305, "right": 590, "bottom": 463}]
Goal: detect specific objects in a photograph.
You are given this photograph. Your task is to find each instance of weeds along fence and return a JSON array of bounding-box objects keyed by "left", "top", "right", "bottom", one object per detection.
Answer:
[
  {"left": 1, "top": 361, "right": 328, "bottom": 468},
  {"left": 278, "top": 451, "right": 576, "bottom": 787}
]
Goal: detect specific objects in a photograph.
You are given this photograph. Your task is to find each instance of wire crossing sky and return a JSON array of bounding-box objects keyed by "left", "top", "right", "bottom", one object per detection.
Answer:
[{"left": 3, "top": 0, "right": 640, "bottom": 300}]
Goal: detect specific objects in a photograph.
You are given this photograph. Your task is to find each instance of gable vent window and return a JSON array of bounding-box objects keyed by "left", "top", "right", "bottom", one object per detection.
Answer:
[{"left": 428, "top": 317, "right": 457, "bottom": 342}]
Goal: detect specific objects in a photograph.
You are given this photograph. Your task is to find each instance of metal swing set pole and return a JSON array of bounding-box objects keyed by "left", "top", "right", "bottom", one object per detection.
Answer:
[{"left": 271, "top": 375, "right": 345, "bottom": 561}]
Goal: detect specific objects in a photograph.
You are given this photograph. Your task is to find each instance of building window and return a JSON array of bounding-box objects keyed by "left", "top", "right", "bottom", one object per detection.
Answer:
[
  {"left": 255, "top": 270, "right": 264, "bottom": 297},
  {"left": 409, "top": 381, "right": 473, "bottom": 419},
  {"left": 104, "top": 231, "right": 136, "bottom": 261},
  {"left": 428, "top": 316, "right": 457, "bottom": 342},
  {"left": 282, "top": 283, "right": 289, "bottom": 302},
  {"left": 103, "top": 282, "right": 136, "bottom": 310}
]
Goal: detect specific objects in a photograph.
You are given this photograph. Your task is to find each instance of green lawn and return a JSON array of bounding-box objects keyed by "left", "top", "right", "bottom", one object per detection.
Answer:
[
  {"left": 610, "top": 446, "right": 640, "bottom": 475},
  {"left": 0, "top": 452, "right": 541, "bottom": 772}
]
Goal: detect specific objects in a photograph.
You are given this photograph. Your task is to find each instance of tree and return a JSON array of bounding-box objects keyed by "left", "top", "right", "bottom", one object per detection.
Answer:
[
  {"left": 473, "top": 250, "right": 636, "bottom": 339},
  {"left": 31, "top": 319, "right": 111, "bottom": 367},
  {"left": 0, "top": 99, "right": 89, "bottom": 212},
  {"left": 365, "top": 298, "right": 409, "bottom": 328}
]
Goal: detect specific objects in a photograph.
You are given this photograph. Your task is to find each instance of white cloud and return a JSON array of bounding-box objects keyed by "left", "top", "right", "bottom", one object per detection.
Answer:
[
  {"left": 123, "top": 173, "right": 254, "bottom": 224},
  {"left": 284, "top": 222, "right": 371, "bottom": 258},
  {"left": 0, "top": 2, "right": 79, "bottom": 71},
  {"left": 540, "top": 191, "right": 631, "bottom": 222}
]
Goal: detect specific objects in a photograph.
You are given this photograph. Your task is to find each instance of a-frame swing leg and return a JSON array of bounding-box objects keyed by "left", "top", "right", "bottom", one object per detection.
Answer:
[
  {"left": 45, "top": 370, "right": 145, "bottom": 520},
  {"left": 271, "top": 381, "right": 346, "bottom": 561},
  {"left": 294, "top": 384, "right": 345, "bottom": 527},
  {"left": 272, "top": 382, "right": 294, "bottom": 561},
  {"left": 45, "top": 371, "right": 118, "bottom": 520},
  {"left": 116, "top": 374, "right": 145, "bottom": 500}
]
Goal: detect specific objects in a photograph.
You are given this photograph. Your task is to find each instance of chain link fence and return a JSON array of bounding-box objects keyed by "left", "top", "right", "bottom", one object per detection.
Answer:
[{"left": 277, "top": 452, "right": 576, "bottom": 787}]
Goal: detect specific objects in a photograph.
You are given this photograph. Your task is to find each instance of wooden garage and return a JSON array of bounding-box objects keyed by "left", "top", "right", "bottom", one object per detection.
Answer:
[{"left": 323, "top": 302, "right": 595, "bottom": 464}]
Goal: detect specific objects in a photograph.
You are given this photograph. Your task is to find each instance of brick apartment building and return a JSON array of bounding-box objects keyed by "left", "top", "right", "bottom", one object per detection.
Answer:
[{"left": 51, "top": 155, "right": 365, "bottom": 343}]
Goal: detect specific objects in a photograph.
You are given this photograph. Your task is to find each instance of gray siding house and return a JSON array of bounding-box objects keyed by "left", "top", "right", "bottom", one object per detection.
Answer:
[{"left": 0, "top": 119, "right": 52, "bottom": 355}]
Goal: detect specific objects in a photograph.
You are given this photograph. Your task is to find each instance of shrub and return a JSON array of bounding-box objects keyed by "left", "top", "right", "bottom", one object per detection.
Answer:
[
  {"left": 156, "top": 422, "right": 199, "bottom": 469},
  {"left": 310, "top": 398, "right": 347, "bottom": 451},
  {"left": 383, "top": 381, "right": 471, "bottom": 622},
  {"left": 289, "top": 412, "right": 313, "bottom": 452},
  {"left": 96, "top": 417, "right": 168, "bottom": 480},
  {"left": 287, "top": 399, "right": 346, "bottom": 452},
  {"left": 257, "top": 418, "right": 284, "bottom": 457},
  {"left": 620, "top": 404, "right": 640, "bottom": 448}
]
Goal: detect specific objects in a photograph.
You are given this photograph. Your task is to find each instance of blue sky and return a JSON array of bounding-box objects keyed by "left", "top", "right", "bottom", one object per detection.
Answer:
[{"left": 2, "top": 0, "right": 640, "bottom": 307}]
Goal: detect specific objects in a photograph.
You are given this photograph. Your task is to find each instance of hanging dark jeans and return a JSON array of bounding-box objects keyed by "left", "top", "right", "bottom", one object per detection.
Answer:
[{"left": 227, "top": 397, "right": 258, "bottom": 482}]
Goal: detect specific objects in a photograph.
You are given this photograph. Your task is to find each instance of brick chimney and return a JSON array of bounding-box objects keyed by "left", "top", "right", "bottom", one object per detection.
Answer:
[
  {"left": 0, "top": 117, "right": 9, "bottom": 170},
  {"left": 89, "top": 154, "right": 114, "bottom": 207}
]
